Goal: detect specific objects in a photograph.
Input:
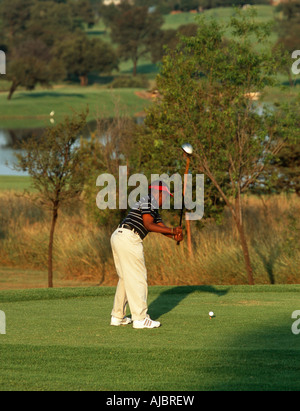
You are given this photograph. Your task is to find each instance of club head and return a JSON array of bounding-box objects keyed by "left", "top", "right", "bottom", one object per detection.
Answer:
[{"left": 181, "top": 143, "right": 193, "bottom": 156}]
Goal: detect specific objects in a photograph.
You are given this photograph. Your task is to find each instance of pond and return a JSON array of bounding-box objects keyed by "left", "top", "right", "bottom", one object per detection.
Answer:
[
  {"left": 0, "top": 117, "right": 145, "bottom": 176},
  {"left": 0, "top": 129, "right": 28, "bottom": 176},
  {"left": 0, "top": 121, "right": 99, "bottom": 176}
]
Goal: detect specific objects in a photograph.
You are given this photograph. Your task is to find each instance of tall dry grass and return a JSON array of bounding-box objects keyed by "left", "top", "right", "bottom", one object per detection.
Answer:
[{"left": 0, "top": 191, "right": 299, "bottom": 285}]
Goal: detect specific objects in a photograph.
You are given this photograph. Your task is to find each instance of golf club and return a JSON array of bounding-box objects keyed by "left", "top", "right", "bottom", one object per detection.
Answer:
[{"left": 177, "top": 143, "right": 193, "bottom": 246}]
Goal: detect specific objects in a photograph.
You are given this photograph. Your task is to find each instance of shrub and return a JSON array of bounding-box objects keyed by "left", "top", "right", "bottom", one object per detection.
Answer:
[{"left": 109, "top": 75, "right": 150, "bottom": 89}]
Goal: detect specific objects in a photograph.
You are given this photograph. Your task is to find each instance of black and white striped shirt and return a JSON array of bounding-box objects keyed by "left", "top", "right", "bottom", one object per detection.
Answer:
[{"left": 120, "top": 195, "right": 163, "bottom": 240}]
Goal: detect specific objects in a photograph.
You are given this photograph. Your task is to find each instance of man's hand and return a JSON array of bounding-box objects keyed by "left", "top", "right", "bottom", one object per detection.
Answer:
[
  {"left": 173, "top": 226, "right": 183, "bottom": 242},
  {"left": 174, "top": 233, "right": 183, "bottom": 242}
]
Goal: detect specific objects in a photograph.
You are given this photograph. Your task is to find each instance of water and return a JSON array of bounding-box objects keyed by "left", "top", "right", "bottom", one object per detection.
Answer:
[
  {"left": 0, "top": 129, "right": 28, "bottom": 176},
  {"left": 0, "top": 117, "right": 146, "bottom": 177}
]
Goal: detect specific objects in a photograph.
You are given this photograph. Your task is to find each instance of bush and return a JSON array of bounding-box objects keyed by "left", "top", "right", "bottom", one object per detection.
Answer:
[{"left": 109, "top": 75, "right": 150, "bottom": 89}]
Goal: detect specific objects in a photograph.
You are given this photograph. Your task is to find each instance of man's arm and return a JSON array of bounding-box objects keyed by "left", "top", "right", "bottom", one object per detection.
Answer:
[
  {"left": 156, "top": 222, "right": 176, "bottom": 239},
  {"left": 142, "top": 214, "right": 183, "bottom": 241}
]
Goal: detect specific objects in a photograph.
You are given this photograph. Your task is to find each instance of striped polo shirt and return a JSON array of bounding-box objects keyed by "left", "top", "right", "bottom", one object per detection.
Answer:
[{"left": 120, "top": 195, "right": 162, "bottom": 240}]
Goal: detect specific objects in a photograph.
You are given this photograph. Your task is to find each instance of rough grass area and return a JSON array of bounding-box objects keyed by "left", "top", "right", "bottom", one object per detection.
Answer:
[
  {"left": 0, "top": 285, "right": 299, "bottom": 391},
  {"left": 0, "top": 190, "right": 299, "bottom": 286}
]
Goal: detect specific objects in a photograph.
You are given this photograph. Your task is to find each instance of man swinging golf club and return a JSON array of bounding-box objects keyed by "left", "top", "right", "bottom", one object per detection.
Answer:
[{"left": 110, "top": 180, "right": 183, "bottom": 329}]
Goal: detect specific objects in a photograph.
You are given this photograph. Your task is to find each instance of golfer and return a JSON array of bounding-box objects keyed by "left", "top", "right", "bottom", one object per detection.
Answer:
[{"left": 110, "top": 181, "right": 183, "bottom": 329}]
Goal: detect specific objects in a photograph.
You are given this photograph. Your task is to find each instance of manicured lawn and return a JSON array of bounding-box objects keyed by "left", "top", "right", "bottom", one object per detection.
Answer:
[
  {"left": 0, "top": 285, "right": 299, "bottom": 391},
  {"left": 0, "top": 176, "right": 33, "bottom": 191},
  {"left": 0, "top": 87, "right": 151, "bottom": 129}
]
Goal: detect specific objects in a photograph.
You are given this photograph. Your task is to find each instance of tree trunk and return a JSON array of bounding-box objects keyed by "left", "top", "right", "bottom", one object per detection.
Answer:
[
  {"left": 234, "top": 191, "right": 254, "bottom": 285},
  {"left": 7, "top": 81, "right": 18, "bottom": 100},
  {"left": 236, "top": 219, "right": 254, "bottom": 285},
  {"left": 48, "top": 205, "right": 58, "bottom": 288},
  {"left": 235, "top": 189, "right": 254, "bottom": 285},
  {"left": 287, "top": 67, "right": 295, "bottom": 88},
  {"left": 79, "top": 75, "right": 88, "bottom": 86},
  {"left": 132, "top": 58, "right": 138, "bottom": 77}
]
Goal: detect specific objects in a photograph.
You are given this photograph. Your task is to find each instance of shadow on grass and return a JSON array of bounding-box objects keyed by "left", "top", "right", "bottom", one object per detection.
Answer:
[
  {"left": 16, "top": 92, "right": 85, "bottom": 99},
  {"left": 208, "top": 322, "right": 300, "bottom": 391},
  {"left": 148, "top": 285, "right": 229, "bottom": 320},
  {"left": 281, "top": 79, "right": 300, "bottom": 87},
  {"left": 86, "top": 30, "right": 107, "bottom": 36},
  {"left": 122, "top": 63, "right": 161, "bottom": 76}
]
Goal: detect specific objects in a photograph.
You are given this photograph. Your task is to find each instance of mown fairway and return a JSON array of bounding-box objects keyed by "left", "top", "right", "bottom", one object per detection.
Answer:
[
  {"left": 0, "top": 285, "right": 299, "bottom": 391},
  {"left": 0, "top": 87, "right": 150, "bottom": 129},
  {"left": 0, "top": 176, "right": 33, "bottom": 191}
]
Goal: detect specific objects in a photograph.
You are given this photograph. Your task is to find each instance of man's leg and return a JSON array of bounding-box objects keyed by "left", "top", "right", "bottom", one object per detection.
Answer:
[
  {"left": 112, "top": 230, "right": 148, "bottom": 321},
  {"left": 111, "top": 230, "right": 129, "bottom": 320}
]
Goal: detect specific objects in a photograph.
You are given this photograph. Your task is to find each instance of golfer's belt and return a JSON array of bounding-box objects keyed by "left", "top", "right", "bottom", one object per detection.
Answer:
[{"left": 118, "top": 224, "right": 141, "bottom": 238}]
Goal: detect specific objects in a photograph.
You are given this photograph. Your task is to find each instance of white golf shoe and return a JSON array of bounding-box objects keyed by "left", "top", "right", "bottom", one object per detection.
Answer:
[
  {"left": 133, "top": 316, "right": 161, "bottom": 329},
  {"left": 110, "top": 316, "right": 132, "bottom": 326}
]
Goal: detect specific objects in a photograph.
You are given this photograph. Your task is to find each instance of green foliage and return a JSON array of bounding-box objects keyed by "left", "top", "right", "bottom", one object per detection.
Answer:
[
  {"left": 72, "top": 0, "right": 96, "bottom": 28},
  {"left": 79, "top": 114, "right": 137, "bottom": 228},
  {"left": 54, "top": 32, "right": 118, "bottom": 85},
  {"left": 131, "top": 8, "right": 300, "bottom": 284},
  {"left": 139, "top": 8, "right": 297, "bottom": 206},
  {"left": 14, "top": 109, "right": 89, "bottom": 207},
  {"left": 5, "top": 38, "right": 66, "bottom": 99},
  {"left": 109, "top": 74, "right": 150, "bottom": 89},
  {"left": 108, "top": 2, "right": 164, "bottom": 75},
  {"left": 274, "top": 0, "right": 300, "bottom": 75}
]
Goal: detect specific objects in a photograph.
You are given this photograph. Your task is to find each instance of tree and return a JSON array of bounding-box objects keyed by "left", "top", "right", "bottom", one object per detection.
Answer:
[
  {"left": 5, "top": 38, "right": 66, "bottom": 100},
  {"left": 0, "top": 0, "right": 35, "bottom": 45},
  {"left": 109, "top": 2, "right": 164, "bottom": 76},
  {"left": 271, "top": 141, "right": 300, "bottom": 196},
  {"left": 25, "top": 0, "right": 78, "bottom": 47},
  {"left": 254, "top": 136, "right": 300, "bottom": 196},
  {"left": 54, "top": 32, "right": 118, "bottom": 86},
  {"left": 14, "top": 109, "right": 89, "bottom": 288},
  {"left": 151, "top": 23, "right": 198, "bottom": 64},
  {"left": 72, "top": 0, "right": 96, "bottom": 28},
  {"left": 275, "top": 0, "right": 300, "bottom": 87},
  {"left": 135, "top": 9, "right": 299, "bottom": 285}
]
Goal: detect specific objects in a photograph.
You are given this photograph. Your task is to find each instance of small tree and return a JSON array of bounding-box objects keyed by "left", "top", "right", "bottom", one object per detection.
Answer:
[
  {"left": 274, "top": 0, "right": 300, "bottom": 87},
  {"left": 108, "top": 2, "right": 164, "bottom": 76},
  {"left": 6, "top": 38, "right": 66, "bottom": 100},
  {"left": 14, "top": 109, "right": 89, "bottom": 288},
  {"left": 55, "top": 33, "right": 118, "bottom": 86},
  {"left": 138, "top": 10, "right": 300, "bottom": 285}
]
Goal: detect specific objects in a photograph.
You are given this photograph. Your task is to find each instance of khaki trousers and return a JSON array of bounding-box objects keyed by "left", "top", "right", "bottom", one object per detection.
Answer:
[{"left": 111, "top": 228, "right": 148, "bottom": 321}]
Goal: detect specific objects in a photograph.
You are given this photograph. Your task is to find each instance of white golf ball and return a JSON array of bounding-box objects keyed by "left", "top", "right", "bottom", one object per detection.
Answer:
[
  {"left": 50, "top": 111, "right": 55, "bottom": 116},
  {"left": 209, "top": 311, "right": 214, "bottom": 317}
]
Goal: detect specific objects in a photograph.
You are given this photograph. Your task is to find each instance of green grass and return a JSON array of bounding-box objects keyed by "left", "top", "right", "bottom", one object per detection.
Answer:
[
  {"left": 0, "top": 285, "right": 299, "bottom": 391},
  {"left": 0, "top": 87, "right": 151, "bottom": 129},
  {"left": 0, "top": 176, "right": 33, "bottom": 191}
]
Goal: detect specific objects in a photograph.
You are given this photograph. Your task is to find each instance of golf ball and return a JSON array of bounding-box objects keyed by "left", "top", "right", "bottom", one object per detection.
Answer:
[{"left": 209, "top": 311, "right": 214, "bottom": 317}]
